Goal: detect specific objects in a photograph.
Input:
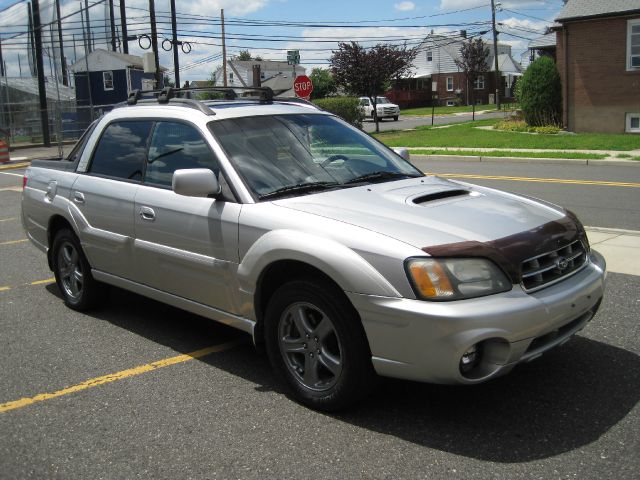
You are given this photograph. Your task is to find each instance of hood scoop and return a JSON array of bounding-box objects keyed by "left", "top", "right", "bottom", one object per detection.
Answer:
[{"left": 411, "top": 189, "right": 471, "bottom": 205}]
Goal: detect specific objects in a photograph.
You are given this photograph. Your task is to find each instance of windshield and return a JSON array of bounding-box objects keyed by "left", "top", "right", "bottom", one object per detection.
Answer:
[
  {"left": 376, "top": 97, "right": 391, "bottom": 104},
  {"left": 208, "top": 114, "right": 421, "bottom": 200}
]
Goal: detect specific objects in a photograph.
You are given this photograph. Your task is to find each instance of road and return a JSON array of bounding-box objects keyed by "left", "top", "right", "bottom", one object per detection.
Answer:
[
  {"left": 410, "top": 159, "right": 640, "bottom": 230},
  {"left": 362, "top": 110, "right": 505, "bottom": 133},
  {"left": 1, "top": 164, "right": 638, "bottom": 479}
]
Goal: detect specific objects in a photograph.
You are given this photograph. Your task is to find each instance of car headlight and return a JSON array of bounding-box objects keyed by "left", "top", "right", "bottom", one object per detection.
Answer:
[{"left": 406, "top": 257, "right": 511, "bottom": 301}]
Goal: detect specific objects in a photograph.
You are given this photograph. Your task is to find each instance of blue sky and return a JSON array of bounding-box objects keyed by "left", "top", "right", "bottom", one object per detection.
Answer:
[{"left": 0, "top": 0, "right": 566, "bottom": 81}]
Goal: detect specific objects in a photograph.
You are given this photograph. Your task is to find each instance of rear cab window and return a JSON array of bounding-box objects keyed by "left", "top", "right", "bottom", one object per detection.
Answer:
[{"left": 88, "top": 121, "right": 153, "bottom": 181}]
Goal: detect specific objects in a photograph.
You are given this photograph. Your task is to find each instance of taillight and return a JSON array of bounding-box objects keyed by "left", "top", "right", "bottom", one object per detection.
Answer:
[{"left": 23, "top": 175, "right": 28, "bottom": 188}]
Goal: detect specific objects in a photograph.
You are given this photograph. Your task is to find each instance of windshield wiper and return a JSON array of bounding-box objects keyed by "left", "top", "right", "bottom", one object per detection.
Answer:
[
  {"left": 258, "top": 181, "right": 339, "bottom": 200},
  {"left": 344, "top": 171, "right": 421, "bottom": 185}
]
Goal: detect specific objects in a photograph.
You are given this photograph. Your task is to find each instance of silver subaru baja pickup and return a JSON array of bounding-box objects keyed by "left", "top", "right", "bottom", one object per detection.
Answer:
[{"left": 21, "top": 87, "right": 606, "bottom": 411}]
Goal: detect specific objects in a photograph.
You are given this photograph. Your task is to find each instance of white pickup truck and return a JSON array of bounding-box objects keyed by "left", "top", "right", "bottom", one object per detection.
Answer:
[
  {"left": 21, "top": 87, "right": 606, "bottom": 411},
  {"left": 359, "top": 96, "right": 400, "bottom": 121}
]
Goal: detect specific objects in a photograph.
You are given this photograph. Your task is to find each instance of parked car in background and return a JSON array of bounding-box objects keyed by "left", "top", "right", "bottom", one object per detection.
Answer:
[
  {"left": 22, "top": 87, "right": 606, "bottom": 411},
  {"left": 359, "top": 96, "right": 400, "bottom": 121}
]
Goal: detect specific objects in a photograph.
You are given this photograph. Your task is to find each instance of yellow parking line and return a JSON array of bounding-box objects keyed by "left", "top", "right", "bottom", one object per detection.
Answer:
[
  {"left": 0, "top": 217, "right": 17, "bottom": 222},
  {"left": 0, "top": 339, "right": 244, "bottom": 414},
  {"left": 0, "top": 278, "right": 56, "bottom": 292},
  {"left": 431, "top": 173, "right": 640, "bottom": 188},
  {"left": 0, "top": 239, "right": 28, "bottom": 246},
  {"left": 0, "top": 162, "right": 30, "bottom": 171}
]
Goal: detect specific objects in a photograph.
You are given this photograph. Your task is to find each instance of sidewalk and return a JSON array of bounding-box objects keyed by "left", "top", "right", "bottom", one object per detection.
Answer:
[{"left": 585, "top": 227, "right": 640, "bottom": 276}]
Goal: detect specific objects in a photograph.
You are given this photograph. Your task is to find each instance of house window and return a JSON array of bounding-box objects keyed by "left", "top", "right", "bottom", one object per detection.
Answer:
[
  {"left": 446, "top": 100, "right": 455, "bottom": 107},
  {"left": 626, "top": 113, "right": 640, "bottom": 133},
  {"left": 474, "top": 75, "right": 485, "bottom": 90},
  {"left": 426, "top": 50, "right": 433, "bottom": 62},
  {"left": 628, "top": 19, "right": 640, "bottom": 70},
  {"left": 103, "top": 71, "right": 114, "bottom": 91},
  {"left": 229, "top": 72, "right": 233, "bottom": 82},
  {"left": 446, "top": 76, "right": 453, "bottom": 91}
]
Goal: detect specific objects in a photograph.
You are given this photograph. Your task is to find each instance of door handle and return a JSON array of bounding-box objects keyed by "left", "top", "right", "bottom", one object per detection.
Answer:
[
  {"left": 73, "top": 191, "right": 85, "bottom": 204},
  {"left": 139, "top": 206, "right": 155, "bottom": 221}
]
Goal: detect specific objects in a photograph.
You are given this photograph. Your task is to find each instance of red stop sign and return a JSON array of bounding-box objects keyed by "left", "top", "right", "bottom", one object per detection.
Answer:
[{"left": 294, "top": 75, "right": 313, "bottom": 98}]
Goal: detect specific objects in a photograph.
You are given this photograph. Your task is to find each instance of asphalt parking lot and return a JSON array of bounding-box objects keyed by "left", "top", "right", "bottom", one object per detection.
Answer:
[{"left": 1, "top": 176, "right": 639, "bottom": 479}]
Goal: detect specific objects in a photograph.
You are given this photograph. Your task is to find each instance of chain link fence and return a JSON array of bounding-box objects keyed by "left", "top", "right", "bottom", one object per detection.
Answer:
[{"left": 0, "top": 76, "right": 118, "bottom": 150}]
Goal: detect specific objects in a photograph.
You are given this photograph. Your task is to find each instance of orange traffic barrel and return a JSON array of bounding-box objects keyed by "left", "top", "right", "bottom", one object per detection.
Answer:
[{"left": 0, "top": 139, "right": 9, "bottom": 164}]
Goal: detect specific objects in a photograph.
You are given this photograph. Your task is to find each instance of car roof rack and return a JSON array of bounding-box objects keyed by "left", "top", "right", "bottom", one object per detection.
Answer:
[{"left": 115, "top": 86, "right": 277, "bottom": 115}]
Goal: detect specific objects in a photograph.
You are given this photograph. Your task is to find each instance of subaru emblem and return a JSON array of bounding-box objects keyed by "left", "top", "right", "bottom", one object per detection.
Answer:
[{"left": 555, "top": 257, "right": 569, "bottom": 270}]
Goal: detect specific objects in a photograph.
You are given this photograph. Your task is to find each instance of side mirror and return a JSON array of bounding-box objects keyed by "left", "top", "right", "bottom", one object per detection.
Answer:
[
  {"left": 172, "top": 168, "right": 221, "bottom": 197},
  {"left": 393, "top": 147, "right": 410, "bottom": 161}
]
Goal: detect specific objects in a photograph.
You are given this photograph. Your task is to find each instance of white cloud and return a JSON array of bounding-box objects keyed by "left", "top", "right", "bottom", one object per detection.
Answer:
[
  {"left": 439, "top": 0, "right": 548, "bottom": 10},
  {"left": 394, "top": 1, "right": 416, "bottom": 11}
]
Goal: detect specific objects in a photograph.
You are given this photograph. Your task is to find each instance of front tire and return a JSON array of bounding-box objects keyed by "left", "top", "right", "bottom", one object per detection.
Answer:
[
  {"left": 393, "top": 115, "right": 399, "bottom": 121},
  {"left": 52, "top": 228, "right": 102, "bottom": 311},
  {"left": 264, "top": 280, "right": 375, "bottom": 411}
]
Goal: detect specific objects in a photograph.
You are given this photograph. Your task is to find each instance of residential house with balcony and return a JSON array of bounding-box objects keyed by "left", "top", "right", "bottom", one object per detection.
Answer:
[{"left": 387, "top": 32, "right": 522, "bottom": 108}]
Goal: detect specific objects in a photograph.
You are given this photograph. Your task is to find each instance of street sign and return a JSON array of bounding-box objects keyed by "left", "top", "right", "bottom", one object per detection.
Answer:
[
  {"left": 293, "top": 75, "right": 313, "bottom": 99},
  {"left": 287, "top": 50, "right": 300, "bottom": 65}
]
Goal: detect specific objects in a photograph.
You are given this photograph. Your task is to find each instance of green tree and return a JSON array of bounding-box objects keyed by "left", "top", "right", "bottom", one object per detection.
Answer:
[
  {"left": 309, "top": 67, "right": 337, "bottom": 99},
  {"left": 330, "top": 42, "right": 416, "bottom": 133},
  {"left": 517, "top": 56, "right": 562, "bottom": 127},
  {"left": 236, "top": 50, "right": 252, "bottom": 61},
  {"left": 454, "top": 38, "right": 490, "bottom": 120},
  {"left": 235, "top": 50, "right": 262, "bottom": 61}
]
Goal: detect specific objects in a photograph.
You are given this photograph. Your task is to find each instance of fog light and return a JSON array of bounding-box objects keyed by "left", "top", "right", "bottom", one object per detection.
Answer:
[{"left": 460, "top": 344, "right": 481, "bottom": 374}]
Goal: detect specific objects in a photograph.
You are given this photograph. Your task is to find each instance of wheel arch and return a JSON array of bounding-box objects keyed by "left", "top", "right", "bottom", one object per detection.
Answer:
[{"left": 47, "top": 215, "right": 76, "bottom": 270}]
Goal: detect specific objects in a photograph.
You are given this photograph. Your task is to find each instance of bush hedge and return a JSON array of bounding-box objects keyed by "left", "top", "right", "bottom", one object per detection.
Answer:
[
  {"left": 516, "top": 56, "right": 562, "bottom": 127},
  {"left": 313, "top": 97, "right": 363, "bottom": 129}
]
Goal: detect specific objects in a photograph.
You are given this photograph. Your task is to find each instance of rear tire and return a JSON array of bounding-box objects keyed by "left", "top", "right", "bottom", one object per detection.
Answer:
[
  {"left": 264, "top": 279, "right": 375, "bottom": 411},
  {"left": 52, "top": 228, "right": 103, "bottom": 311}
]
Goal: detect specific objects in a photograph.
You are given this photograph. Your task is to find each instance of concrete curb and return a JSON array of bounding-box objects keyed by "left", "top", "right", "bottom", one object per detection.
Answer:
[
  {"left": 585, "top": 226, "right": 640, "bottom": 236},
  {"left": 411, "top": 154, "right": 640, "bottom": 166}
]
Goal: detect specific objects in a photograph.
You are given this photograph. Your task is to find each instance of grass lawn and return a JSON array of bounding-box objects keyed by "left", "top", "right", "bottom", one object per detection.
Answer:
[
  {"left": 374, "top": 119, "right": 640, "bottom": 151},
  {"left": 410, "top": 149, "right": 608, "bottom": 160},
  {"left": 402, "top": 104, "right": 501, "bottom": 116}
]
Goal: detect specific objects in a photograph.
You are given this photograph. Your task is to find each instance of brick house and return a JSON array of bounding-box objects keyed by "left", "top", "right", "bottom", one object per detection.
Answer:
[
  {"left": 387, "top": 32, "right": 522, "bottom": 108},
  {"left": 555, "top": 0, "right": 640, "bottom": 133}
]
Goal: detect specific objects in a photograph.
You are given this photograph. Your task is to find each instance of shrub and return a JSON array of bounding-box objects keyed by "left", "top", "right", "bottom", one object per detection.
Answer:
[
  {"left": 517, "top": 56, "right": 562, "bottom": 127},
  {"left": 494, "top": 120, "right": 528, "bottom": 132},
  {"left": 493, "top": 120, "right": 560, "bottom": 134},
  {"left": 530, "top": 125, "right": 560, "bottom": 134},
  {"left": 313, "top": 97, "right": 363, "bottom": 129}
]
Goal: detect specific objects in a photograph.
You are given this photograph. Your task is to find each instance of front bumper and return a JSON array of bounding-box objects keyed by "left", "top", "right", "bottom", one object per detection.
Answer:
[{"left": 347, "top": 250, "right": 606, "bottom": 385}]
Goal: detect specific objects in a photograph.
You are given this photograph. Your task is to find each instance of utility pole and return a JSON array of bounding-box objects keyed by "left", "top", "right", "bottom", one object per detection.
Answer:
[
  {"left": 491, "top": 0, "right": 501, "bottom": 110},
  {"left": 32, "top": 0, "right": 50, "bottom": 146},
  {"left": 28, "top": 2, "right": 37, "bottom": 76},
  {"left": 119, "top": 0, "right": 128, "bottom": 54},
  {"left": 149, "top": 0, "right": 161, "bottom": 87},
  {"left": 170, "top": 0, "right": 180, "bottom": 87},
  {"left": 84, "top": 0, "right": 92, "bottom": 53},
  {"left": 108, "top": 0, "right": 117, "bottom": 51},
  {"left": 0, "top": 37, "right": 4, "bottom": 77},
  {"left": 55, "top": 0, "right": 68, "bottom": 85},
  {"left": 221, "top": 9, "right": 227, "bottom": 87}
]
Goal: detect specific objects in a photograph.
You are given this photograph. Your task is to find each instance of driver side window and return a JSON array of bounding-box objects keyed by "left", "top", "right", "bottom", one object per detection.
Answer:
[{"left": 145, "top": 121, "right": 219, "bottom": 188}]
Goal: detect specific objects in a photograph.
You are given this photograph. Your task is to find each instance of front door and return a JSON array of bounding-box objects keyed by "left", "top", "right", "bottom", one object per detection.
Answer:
[{"left": 132, "top": 120, "right": 241, "bottom": 313}]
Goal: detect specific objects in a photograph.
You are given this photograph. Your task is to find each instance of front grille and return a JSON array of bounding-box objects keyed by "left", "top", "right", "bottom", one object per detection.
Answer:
[
  {"left": 382, "top": 107, "right": 396, "bottom": 114},
  {"left": 521, "top": 240, "right": 587, "bottom": 292}
]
